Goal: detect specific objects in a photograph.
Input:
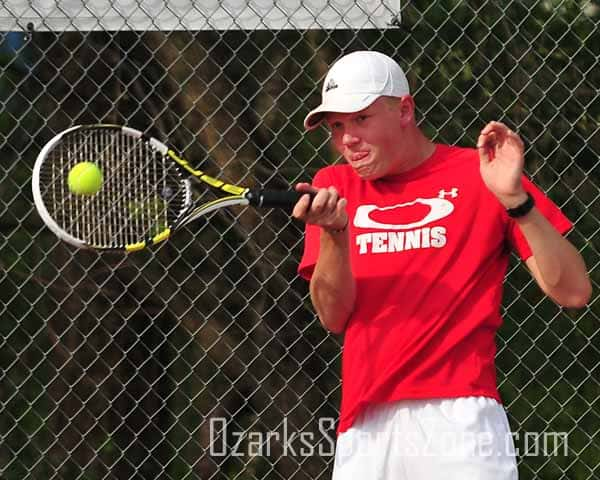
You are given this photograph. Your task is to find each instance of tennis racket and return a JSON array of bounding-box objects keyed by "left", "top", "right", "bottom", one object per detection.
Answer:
[{"left": 32, "top": 124, "right": 305, "bottom": 252}]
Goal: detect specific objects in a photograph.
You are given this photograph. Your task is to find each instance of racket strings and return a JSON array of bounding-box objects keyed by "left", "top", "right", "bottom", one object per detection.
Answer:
[{"left": 38, "top": 128, "right": 188, "bottom": 248}]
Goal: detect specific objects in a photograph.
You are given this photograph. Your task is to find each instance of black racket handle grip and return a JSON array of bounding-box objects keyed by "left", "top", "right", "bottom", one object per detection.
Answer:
[{"left": 247, "top": 189, "right": 313, "bottom": 208}]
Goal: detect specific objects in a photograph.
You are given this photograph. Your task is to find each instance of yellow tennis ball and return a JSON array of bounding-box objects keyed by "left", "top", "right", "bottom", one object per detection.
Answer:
[{"left": 67, "top": 162, "right": 103, "bottom": 195}]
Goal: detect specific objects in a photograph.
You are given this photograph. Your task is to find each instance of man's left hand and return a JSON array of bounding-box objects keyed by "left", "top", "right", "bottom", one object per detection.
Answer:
[{"left": 478, "top": 121, "right": 528, "bottom": 208}]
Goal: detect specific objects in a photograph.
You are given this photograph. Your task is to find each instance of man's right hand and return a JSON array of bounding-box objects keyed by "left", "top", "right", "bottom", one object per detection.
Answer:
[{"left": 292, "top": 183, "right": 348, "bottom": 232}]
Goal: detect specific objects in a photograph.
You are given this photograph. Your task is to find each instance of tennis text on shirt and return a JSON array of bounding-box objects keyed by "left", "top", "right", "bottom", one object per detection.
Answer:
[{"left": 353, "top": 188, "right": 458, "bottom": 254}]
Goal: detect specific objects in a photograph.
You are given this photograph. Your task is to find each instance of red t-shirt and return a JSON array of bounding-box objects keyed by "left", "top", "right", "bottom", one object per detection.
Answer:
[{"left": 298, "top": 144, "right": 572, "bottom": 434}]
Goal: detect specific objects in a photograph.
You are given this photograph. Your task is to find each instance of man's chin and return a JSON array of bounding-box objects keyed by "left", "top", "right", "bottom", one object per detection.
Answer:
[{"left": 353, "top": 168, "right": 383, "bottom": 181}]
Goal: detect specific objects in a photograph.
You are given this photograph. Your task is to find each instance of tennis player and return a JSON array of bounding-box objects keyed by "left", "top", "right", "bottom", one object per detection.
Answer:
[{"left": 294, "top": 51, "right": 591, "bottom": 479}]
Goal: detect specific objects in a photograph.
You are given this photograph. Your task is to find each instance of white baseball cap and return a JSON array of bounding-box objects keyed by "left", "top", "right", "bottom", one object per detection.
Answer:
[{"left": 303, "top": 51, "right": 410, "bottom": 131}]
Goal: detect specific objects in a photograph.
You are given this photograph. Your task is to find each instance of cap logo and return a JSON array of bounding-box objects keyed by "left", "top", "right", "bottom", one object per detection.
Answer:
[{"left": 324, "top": 78, "right": 338, "bottom": 92}]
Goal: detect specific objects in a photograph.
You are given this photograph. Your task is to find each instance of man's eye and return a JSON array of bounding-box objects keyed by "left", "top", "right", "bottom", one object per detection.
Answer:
[{"left": 356, "top": 115, "right": 368, "bottom": 123}]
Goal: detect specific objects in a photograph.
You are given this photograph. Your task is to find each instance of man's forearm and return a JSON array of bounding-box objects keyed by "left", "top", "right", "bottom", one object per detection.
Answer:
[
  {"left": 519, "top": 208, "right": 591, "bottom": 307},
  {"left": 310, "top": 229, "right": 356, "bottom": 334}
]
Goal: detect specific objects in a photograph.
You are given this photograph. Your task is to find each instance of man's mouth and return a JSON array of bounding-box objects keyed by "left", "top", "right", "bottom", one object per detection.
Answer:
[{"left": 349, "top": 151, "right": 370, "bottom": 163}]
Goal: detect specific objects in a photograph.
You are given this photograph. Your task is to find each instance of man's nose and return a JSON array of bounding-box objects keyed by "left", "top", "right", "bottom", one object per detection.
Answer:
[{"left": 342, "top": 132, "right": 360, "bottom": 146}]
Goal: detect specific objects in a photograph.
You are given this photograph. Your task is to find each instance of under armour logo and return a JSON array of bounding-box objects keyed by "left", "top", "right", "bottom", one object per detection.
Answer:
[
  {"left": 325, "top": 78, "right": 338, "bottom": 92},
  {"left": 438, "top": 188, "right": 458, "bottom": 199}
]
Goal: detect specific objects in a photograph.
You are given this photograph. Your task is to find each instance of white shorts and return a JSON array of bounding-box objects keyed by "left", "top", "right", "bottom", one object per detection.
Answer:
[{"left": 332, "top": 396, "right": 518, "bottom": 480}]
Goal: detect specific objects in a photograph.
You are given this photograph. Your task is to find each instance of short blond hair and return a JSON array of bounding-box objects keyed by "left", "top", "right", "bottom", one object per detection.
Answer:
[{"left": 381, "top": 96, "right": 403, "bottom": 110}]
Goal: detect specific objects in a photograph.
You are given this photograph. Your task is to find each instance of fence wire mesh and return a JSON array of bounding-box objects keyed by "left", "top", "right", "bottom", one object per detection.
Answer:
[{"left": 0, "top": 1, "right": 599, "bottom": 479}]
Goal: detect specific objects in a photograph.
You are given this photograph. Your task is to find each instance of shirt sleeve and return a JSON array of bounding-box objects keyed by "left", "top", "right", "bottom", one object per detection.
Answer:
[
  {"left": 507, "top": 176, "right": 573, "bottom": 261},
  {"left": 297, "top": 167, "right": 339, "bottom": 280}
]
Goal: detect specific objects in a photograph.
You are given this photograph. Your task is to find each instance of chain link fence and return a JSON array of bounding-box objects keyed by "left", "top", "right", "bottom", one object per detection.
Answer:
[{"left": 1, "top": 1, "right": 598, "bottom": 479}]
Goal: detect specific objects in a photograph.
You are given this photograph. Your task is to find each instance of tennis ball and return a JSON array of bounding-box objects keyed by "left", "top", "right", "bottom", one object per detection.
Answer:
[{"left": 68, "top": 162, "right": 103, "bottom": 195}]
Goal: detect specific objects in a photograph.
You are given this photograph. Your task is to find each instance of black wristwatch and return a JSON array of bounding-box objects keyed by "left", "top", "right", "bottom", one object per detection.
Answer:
[{"left": 506, "top": 193, "right": 535, "bottom": 218}]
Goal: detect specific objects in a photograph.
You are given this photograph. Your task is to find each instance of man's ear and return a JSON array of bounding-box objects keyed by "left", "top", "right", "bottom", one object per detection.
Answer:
[{"left": 398, "top": 95, "right": 416, "bottom": 126}]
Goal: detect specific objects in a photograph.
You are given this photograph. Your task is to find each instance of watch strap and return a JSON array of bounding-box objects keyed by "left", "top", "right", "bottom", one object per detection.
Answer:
[{"left": 506, "top": 192, "right": 535, "bottom": 218}]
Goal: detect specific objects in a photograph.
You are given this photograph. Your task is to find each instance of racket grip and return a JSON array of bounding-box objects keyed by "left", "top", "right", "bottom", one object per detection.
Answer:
[{"left": 247, "top": 189, "right": 309, "bottom": 208}]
